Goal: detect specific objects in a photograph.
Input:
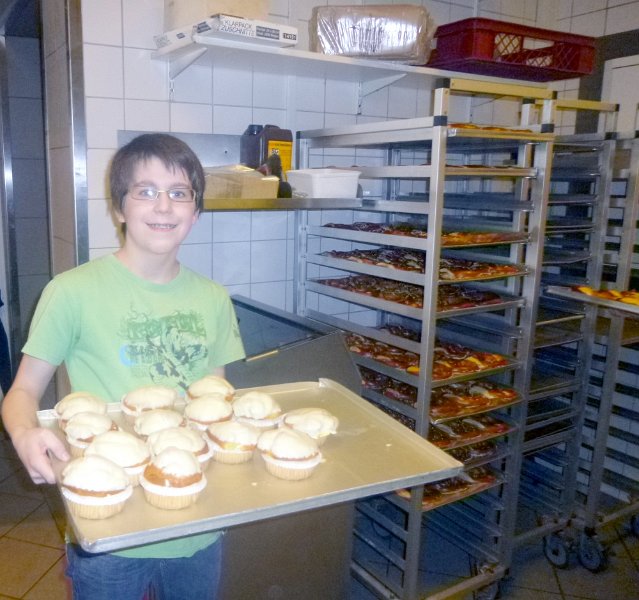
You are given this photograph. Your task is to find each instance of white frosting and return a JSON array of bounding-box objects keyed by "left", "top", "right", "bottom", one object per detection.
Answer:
[
  {"left": 54, "top": 392, "right": 107, "bottom": 421},
  {"left": 233, "top": 391, "right": 281, "bottom": 420},
  {"left": 258, "top": 428, "right": 319, "bottom": 460},
  {"left": 148, "top": 447, "right": 202, "bottom": 477},
  {"left": 147, "top": 427, "right": 208, "bottom": 456},
  {"left": 62, "top": 485, "right": 133, "bottom": 506},
  {"left": 207, "top": 421, "right": 260, "bottom": 447},
  {"left": 121, "top": 385, "right": 178, "bottom": 415},
  {"left": 262, "top": 452, "right": 322, "bottom": 471},
  {"left": 187, "top": 375, "right": 234, "bottom": 399},
  {"left": 85, "top": 430, "right": 150, "bottom": 468},
  {"left": 140, "top": 473, "right": 207, "bottom": 496},
  {"left": 134, "top": 409, "right": 185, "bottom": 437},
  {"left": 184, "top": 395, "right": 233, "bottom": 424},
  {"left": 61, "top": 455, "right": 130, "bottom": 492},
  {"left": 65, "top": 412, "right": 115, "bottom": 443},
  {"left": 281, "top": 408, "right": 339, "bottom": 438}
]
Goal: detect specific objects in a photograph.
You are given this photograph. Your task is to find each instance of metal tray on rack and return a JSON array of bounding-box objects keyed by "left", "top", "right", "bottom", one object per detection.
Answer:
[
  {"left": 546, "top": 285, "right": 639, "bottom": 317},
  {"left": 39, "top": 380, "right": 461, "bottom": 553}
]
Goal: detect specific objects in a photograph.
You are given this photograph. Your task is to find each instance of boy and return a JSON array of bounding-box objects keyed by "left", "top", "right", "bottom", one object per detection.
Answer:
[{"left": 1, "top": 133, "right": 245, "bottom": 599}]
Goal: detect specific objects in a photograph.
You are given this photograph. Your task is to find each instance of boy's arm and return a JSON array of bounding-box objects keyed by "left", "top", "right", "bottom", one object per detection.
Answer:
[{"left": 1, "top": 355, "right": 70, "bottom": 484}]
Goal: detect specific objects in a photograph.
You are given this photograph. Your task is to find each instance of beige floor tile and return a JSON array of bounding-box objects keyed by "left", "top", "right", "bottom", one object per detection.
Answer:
[
  {"left": 24, "top": 556, "right": 71, "bottom": 600},
  {"left": 507, "top": 543, "right": 562, "bottom": 594},
  {"left": 7, "top": 503, "right": 65, "bottom": 549},
  {"left": 0, "top": 492, "right": 43, "bottom": 537},
  {"left": 0, "top": 538, "right": 63, "bottom": 598},
  {"left": 555, "top": 556, "right": 639, "bottom": 599},
  {"left": 0, "top": 470, "right": 45, "bottom": 500}
]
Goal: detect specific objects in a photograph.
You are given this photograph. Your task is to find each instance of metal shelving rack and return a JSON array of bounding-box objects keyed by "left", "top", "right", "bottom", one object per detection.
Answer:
[
  {"left": 293, "top": 79, "right": 554, "bottom": 599},
  {"left": 509, "top": 100, "right": 619, "bottom": 571},
  {"left": 574, "top": 130, "right": 639, "bottom": 572}
]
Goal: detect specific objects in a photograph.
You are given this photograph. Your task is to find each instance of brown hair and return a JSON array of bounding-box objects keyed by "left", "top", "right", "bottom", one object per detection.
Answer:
[{"left": 109, "top": 133, "right": 205, "bottom": 213}]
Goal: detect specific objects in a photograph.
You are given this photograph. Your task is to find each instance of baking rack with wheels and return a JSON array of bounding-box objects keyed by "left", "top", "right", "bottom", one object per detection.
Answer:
[
  {"left": 292, "top": 78, "right": 554, "bottom": 600},
  {"left": 545, "top": 132, "right": 639, "bottom": 573},
  {"left": 511, "top": 105, "right": 618, "bottom": 572}
]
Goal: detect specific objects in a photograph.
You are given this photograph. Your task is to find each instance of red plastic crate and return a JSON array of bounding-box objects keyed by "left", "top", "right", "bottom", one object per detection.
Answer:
[{"left": 427, "top": 18, "right": 595, "bottom": 81}]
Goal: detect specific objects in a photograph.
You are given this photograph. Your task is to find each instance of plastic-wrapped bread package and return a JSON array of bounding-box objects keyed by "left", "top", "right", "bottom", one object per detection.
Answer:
[{"left": 309, "top": 4, "right": 437, "bottom": 65}]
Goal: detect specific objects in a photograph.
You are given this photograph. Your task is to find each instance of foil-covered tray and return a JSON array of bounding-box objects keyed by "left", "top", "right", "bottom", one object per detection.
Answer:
[{"left": 39, "top": 379, "right": 461, "bottom": 553}]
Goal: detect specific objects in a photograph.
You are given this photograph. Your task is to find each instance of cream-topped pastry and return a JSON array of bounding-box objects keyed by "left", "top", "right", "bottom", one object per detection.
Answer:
[
  {"left": 140, "top": 448, "right": 207, "bottom": 510},
  {"left": 65, "top": 412, "right": 118, "bottom": 457},
  {"left": 133, "top": 409, "right": 185, "bottom": 439},
  {"left": 184, "top": 394, "right": 233, "bottom": 431},
  {"left": 84, "top": 430, "right": 151, "bottom": 486},
  {"left": 258, "top": 429, "right": 322, "bottom": 480},
  {"left": 280, "top": 407, "right": 339, "bottom": 445},
  {"left": 54, "top": 392, "right": 107, "bottom": 429},
  {"left": 121, "top": 385, "right": 179, "bottom": 420},
  {"left": 187, "top": 375, "right": 235, "bottom": 401},
  {"left": 206, "top": 420, "right": 260, "bottom": 464},
  {"left": 147, "top": 427, "right": 212, "bottom": 470},
  {"left": 232, "top": 391, "right": 282, "bottom": 430},
  {"left": 61, "top": 455, "right": 132, "bottom": 519}
]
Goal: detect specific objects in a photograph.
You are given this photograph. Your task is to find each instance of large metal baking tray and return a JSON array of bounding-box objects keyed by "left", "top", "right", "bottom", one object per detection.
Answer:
[
  {"left": 546, "top": 285, "right": 639, "bottom": 317},
  {"left": 39, "top": 379, "right": 461, "bottom": 553}
]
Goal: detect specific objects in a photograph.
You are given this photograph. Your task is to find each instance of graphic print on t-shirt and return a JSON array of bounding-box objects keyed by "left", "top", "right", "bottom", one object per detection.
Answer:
[{"left": 119, "top": 308, "right": 208, "bottom": 389}]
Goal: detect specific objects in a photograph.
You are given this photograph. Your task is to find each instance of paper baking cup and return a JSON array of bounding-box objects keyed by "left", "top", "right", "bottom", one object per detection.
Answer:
[
  {"left": 139, "top": 474, "right": 207, "bottom": 510},
  {"left": 62, "top": 485, "right": 133, "bottom": 519},
  {"left": 261, "top": 452, "right": 322, "bottom": 480},
  {"left": 208, "top": 440, "right": 255, "bottom": 464}
]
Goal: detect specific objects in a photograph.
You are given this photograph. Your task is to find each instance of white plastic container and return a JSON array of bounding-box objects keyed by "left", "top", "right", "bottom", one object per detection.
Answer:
[{"left": 286, "top": 168, "right": 361, "bottom": 198}]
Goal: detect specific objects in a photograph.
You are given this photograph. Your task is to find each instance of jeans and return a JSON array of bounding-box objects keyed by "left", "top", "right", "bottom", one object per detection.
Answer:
[{"left": 65, "top": 538, "right": 223, "bottom": 600}]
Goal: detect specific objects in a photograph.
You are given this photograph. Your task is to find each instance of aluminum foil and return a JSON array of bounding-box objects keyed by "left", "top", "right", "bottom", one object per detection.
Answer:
[{"left": 309, "top": 4, "right": 437, "bottom": 65}]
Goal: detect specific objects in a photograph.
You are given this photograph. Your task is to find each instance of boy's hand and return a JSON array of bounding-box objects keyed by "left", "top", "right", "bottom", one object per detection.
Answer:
[{"left": 11, "top": 427, "right": 70, "bottom": 485}]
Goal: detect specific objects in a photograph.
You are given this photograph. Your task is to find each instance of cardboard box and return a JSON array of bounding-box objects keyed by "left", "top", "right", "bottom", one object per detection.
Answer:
[
  {"left": 199, "top": 14, "right": 298, "bottom": 46},
  {"left": 154, "top": 14, "right": 298, "bottom": 53},
  {"left": 204, "top": 166, "right": 279, "bottom": 200}
]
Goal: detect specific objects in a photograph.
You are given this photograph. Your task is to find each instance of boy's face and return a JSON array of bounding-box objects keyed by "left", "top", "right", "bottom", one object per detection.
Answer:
[{"left": 116, "top": 157, "right": 198, "bottom": 258}]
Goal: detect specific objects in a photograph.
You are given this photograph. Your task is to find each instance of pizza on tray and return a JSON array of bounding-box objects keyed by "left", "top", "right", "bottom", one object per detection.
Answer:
[
  {"left": 347, "top": 333, "right": 510, "bottom": 380},
  {"left": 321, "top": 248, "right": 521, "bottom": 280},
  {"left": 322, "top": 222, "right": 524, "bottom": 246},
  {"left": 316, "top": 275, "right": 505, "bottom": 310},
  {"left": 571, "top": 285, "right": 639, "bottom": 306}
]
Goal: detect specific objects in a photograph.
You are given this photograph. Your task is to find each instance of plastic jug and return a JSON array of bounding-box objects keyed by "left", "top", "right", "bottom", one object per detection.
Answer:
[
  {"left": 240, "top": 124, "right": 263, "bottom": 169},
  {"left": 258, "top": 125, "right": 293, "bottom": 174}
]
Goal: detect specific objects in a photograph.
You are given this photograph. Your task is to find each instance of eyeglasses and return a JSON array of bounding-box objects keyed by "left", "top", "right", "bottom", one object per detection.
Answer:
[{"left": 128, "top": 185, "right": 196, "bottom": 203}]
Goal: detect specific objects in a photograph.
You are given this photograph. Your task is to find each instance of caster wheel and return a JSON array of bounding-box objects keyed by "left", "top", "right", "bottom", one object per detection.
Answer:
[
  {"left": 578, "top": 535, "right": 608, "bottom": 573},
  {"left": 631, "top": 515, "right": 639, "bottom": 538},
  {"left": 473, "top": 581, "right": 500, "bottom": 600},
  {"left": 543, "top": 533, "right": 570, "bottom": 569}
]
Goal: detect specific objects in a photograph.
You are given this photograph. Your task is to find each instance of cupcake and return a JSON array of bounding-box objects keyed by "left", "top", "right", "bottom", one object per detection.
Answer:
[
  {"left": 133, "top": 409, "right": 185, "bottom": 440},
  {"left": 84, "top": 430, "right": 151, "bottom": 486},
  {"left": 232, "top": 391, "right": 282, "bottom": 430},
  {"left": 206, "top": 421, "right": 260, "bottom": 464},
  {"left": 257, "top": 429, "right": 322, "bottom": 481},
  {"left": 121, "top": 385, "right": 179, "bottom": 421},
  {"left": 187, "top": 375, "right": 235, "bottom": 402},
  {"left": 60, "top": 455, "right": 132, "bottom": 519},
  {"left": 147, "top": 426, "right": 213, "bottom": 470},
  {"left": 140, "top": 448, "right": 207, "bottom": 510},
  {"left": 279, "top": 407, "right": 339, "bottom": 446},
  {"left": 184, "top": 394, "right": 233, "bottom": 431},
  {"left": 64, "top": 411, "right": 118, "bottom": 458},
  {"left": 54, "top": 392, "right": 107, "bottom": 430}
]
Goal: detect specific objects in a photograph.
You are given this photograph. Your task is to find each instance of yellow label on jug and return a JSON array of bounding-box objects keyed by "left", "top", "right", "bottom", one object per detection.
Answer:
[{"left": 266, "top": 140, "right": 293, "bottom": 173}]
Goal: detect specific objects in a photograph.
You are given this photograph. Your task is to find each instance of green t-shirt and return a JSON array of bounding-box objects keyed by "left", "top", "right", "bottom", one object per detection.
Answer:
[{"left": 24, "top": 254, "right": 245, "bottom": 558}]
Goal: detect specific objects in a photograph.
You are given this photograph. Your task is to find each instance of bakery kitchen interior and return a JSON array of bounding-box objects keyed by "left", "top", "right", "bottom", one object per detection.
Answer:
[{"left": 1, "top": 0, "right": 639, "bottom": 599}]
